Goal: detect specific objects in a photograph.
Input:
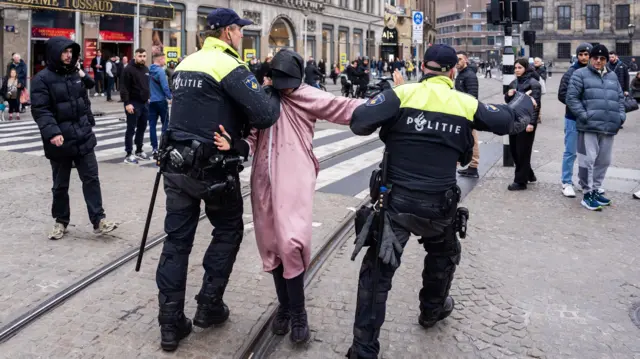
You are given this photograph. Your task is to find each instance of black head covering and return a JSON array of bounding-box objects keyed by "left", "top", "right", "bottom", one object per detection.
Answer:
[{"left": 270, "top": 49, "right": 304, "bottom": 90}]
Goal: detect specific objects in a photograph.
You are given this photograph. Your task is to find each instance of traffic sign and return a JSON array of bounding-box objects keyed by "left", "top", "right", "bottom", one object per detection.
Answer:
[{"left": 412, "top": 11, "right": 424, "bottom": 43}]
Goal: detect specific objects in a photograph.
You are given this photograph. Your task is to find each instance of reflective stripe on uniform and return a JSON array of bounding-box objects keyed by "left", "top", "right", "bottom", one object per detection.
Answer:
[
  {"left": 393, "top": 76, "right": 478, "bottom": 122},
  {"left": 174, "top": 37, "right": 247, "bottom": 82}
]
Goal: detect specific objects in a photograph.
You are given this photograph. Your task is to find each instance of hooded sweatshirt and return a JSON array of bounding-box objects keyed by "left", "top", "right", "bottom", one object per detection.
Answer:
[{"left": 149, "top": 63, "right": 172, "bottom": 102}]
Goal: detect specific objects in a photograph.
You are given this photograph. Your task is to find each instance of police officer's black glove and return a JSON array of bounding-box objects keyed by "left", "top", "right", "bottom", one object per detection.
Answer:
[
  {"left": 351, "top": 209, "right": 375, "bottom": 261},
  {"left": 378, "top": 212, "right": 403, "bottom": 269},
  {"left": 506, "top": 92, "right": 534, "bottom": 135}
]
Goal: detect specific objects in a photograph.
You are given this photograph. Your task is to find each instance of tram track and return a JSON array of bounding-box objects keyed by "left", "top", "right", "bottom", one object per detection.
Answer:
[
  {"left": 0, "top": 134, "right": 381, "bottom": 344},
  {"left": 0, "top": 86, "right": 504, "bottom": 345}
]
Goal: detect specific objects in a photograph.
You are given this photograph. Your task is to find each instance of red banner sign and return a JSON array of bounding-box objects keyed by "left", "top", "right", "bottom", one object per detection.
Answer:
[
  {"left": 99, "top": 30, "right": 134, "bottom": 42},
  {"left": 83, "top": 38, "right": 98, "bottom": 77},
  {"left": 31, "top": 27, "right": 75, "bottom": 39}
]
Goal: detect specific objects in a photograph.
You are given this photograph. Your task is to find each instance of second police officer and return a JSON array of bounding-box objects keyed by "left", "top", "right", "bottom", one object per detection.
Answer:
[
  {"left": 347, "top": 44, "right": 535, "bottom": 358},
  {"left": 154, "top": 8, "right": 280, "bottom": 351}
]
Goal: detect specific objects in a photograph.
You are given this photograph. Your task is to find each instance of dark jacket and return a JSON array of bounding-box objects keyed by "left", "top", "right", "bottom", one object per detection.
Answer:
[
  {"left": 30, "top": 37, "right": 97, "bottom": 160},
  {"left": 558, "top": 61, "right": 588, "bottom": 120},
  {"left": 566, "top": 65, "right": 625, "bottom": 135},
  {"left": 120, "top": 61, "right": 150, "bottom": 105},
  {"left": 630, "top": 77, "right": 640, "bottom": 100},
  {"left": 534, "top": 65, "right": 547, "bottom": 81},
  {"left": 455, "top": 66, "right": 479, "bottom": 99},
  {"left": 607, "top": 59, "right": 630, "bottom": 93},
  {"left": 168, "top": 37, "right": 279, "bottom": 147},
  {"left": 256, "top": 61, "right": 271, "bottom": 85},
  {"left": 90, "top": 56, "right": 106, "bottom": 75},
  {"left": 304, "top": 61, "right": 322, "bottom": 85},
  {"left": 505, "top": 67, "right": 542, "bottom": 125},
  {"left": 350, "top": 75, "right": 532, "bottom": 193},
  {"left": 528, "top": 65, "right": 541, "bottom": 82}
]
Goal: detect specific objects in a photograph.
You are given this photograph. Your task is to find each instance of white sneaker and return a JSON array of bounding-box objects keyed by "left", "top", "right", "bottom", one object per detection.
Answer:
[
  {"left": 135, "top": 151, "right": 149, "bottom": 160},
  {"left": 48, "top": 223, "right": 68, "bottom": 240},
  {"left": 124, "top": 154, "right": 138, "bottom": 164},
  {"left": 562, "top": 183, "right": 576, "bottom": 198}
]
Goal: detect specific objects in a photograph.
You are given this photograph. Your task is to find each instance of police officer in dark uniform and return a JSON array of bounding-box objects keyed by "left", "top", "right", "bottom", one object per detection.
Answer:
[
  {"left": 346, "top": 44, "right": 535, "bottom": 358},
  {"left": 154, "top": 8, "right": 280, "bottom": 351}
]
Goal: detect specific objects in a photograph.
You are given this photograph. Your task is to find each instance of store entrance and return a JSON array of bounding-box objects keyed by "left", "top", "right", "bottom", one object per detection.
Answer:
[
  {"left": 31, "top": 40, "right": 48, "bottom": 76},
  {"left": 100, "top": 42, "right": 132, "bottom": 60}
]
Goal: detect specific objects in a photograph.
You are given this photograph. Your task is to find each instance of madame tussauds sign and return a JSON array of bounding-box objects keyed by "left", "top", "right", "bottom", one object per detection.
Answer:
[{"left": 1, "top": 0, "right": 174, "bottom": 20}]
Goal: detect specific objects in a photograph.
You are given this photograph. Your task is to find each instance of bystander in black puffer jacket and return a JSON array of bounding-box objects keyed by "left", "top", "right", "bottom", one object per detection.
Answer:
[{"left": 31, "top": 37, "right": 96, "bottom": 161}]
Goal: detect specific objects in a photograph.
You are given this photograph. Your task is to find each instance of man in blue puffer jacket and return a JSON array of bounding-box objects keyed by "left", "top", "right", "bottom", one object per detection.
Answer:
[{"left": 566, "top": 44, "right": 625, "bottom": 211}]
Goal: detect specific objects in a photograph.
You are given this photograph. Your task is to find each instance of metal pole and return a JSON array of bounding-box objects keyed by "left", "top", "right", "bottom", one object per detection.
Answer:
[
  {"left": 27, "top": 10, "right": 32, "bottom": 92},
  {"left": 134, "top": 0, "right": 140, "bottom": 50},
  {"left": 501, "top": 17, "right": 515, "bottom": 167},
  {"left": 303, "top": 16, "right": 307, "bottom": 62}
]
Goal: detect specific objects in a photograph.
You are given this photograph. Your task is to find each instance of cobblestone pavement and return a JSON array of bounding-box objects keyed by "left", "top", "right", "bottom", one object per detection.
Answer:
[
  {"left": 0, "top": 192, "right": 361, "bottom": 358},
  {"left": 0, "top": 152, "right": 180, "bottom": 327},
  {"left": 268, "top": 74, "right": 640, "bottom": 359}
]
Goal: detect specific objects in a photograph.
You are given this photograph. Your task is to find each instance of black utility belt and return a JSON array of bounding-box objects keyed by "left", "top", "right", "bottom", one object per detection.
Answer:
[{"left": 161, "top": 139, "right": 243, "bottom": 181}]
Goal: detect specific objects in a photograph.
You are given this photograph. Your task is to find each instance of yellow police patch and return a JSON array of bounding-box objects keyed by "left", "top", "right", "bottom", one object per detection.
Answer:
[{"left": 485, "top": 104, "right": 500, "bottom": 112}]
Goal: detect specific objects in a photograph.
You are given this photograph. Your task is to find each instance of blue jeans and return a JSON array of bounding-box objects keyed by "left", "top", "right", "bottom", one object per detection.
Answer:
[
  {"left": 562, "top": 118, "right": 578, "bottom": 185},
  {"left": 149, "top": 100, "right": 169, "bottom": 151}
]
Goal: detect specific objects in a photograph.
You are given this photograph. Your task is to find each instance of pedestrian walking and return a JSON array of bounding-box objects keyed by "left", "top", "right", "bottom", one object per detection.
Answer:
[
  {"left": 90, "top": 50, "right": 106, "bottom": 96},
  {"left": 148, "top": 52, "right": 172, "bottom": 158},
  {"left": 345, "top": 45, "right": 534, "bottom": 359},
  {"left": 153, "top": 8, "right": 279, "bottom": 352},
  {"left": 566, "top": 44, "right": 625, "bottom": 211},
  {"left": 505, "top": 58, "right": 542, "bottom": 191},
  {"left": 105, "top": 54, "right": 116, "bottom": 102},
  {"left": 120, "top": 48, "right": 151, "bottom": 164},
  {"left": 30, "top": 36, "right": 117, "bottom": 240}
]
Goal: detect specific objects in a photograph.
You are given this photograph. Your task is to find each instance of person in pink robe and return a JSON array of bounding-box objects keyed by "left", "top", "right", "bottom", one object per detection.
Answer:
[{"left": 214, "top": 49, "right": 363, "bottom": 344}]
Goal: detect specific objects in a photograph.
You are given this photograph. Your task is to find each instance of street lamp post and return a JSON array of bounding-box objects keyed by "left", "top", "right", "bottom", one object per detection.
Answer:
[
  {"left": 302, "top": 10, "right": 310, "bottom": 64},
  {"left": 628, "top": 23, "right": 635, "bottom": 55}
]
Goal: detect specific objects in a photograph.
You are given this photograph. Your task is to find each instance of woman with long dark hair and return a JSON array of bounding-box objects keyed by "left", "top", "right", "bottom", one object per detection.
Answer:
[{"left": 504, "top": 58, "right": 541, "bottom": 191}]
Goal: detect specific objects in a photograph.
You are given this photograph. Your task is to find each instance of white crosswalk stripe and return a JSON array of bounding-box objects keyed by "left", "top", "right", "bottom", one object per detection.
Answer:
[{"left": 0, "top": 119, "right": 385, "bottom": 198}]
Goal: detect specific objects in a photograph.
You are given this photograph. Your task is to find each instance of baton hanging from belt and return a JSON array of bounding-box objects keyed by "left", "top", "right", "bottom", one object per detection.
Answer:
[{"left": 370, "top": 151, "right": 390, "bottom": 321}]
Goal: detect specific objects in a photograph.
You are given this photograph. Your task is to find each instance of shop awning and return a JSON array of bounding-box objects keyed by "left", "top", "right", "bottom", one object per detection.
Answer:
[{"left": 0, "top": 0, "right": 174, "bottom": 20}]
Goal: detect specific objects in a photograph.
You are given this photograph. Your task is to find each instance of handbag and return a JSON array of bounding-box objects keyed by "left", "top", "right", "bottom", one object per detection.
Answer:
[
  {"left": 539, "top": 78, "right": 547, "bottom": 95},
  {"left": 19, "top": 88, "right": 30, "bottom": 105},
  {"left": 624, "top": 95, "right": 639, "bottom": 113}
]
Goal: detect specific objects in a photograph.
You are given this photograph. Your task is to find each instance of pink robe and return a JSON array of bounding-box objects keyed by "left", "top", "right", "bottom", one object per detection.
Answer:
[{"left": 244, "top": 84, "right": 364, "bottom": 279}]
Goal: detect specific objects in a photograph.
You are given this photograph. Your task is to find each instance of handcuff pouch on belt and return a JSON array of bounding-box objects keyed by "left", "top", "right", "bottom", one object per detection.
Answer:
[{"left": 163, "top": 138, "right": 244, "bottom": 196}]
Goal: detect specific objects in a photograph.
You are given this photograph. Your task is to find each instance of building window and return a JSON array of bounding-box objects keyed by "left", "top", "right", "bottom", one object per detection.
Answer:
[
  {"left": 616, "top": 5, "right": 630, "bottom": 30},
  {"left": 557, "top": 43, "right": 571, "bottom": 59},
  {"left": 473, "top": 24, "right": 482, "bottom": 32},
  {"left": 557, "top": 6, "right": 571, "bottom": 30},
  {"left": 305, "top": 36, "right": 316, "bottom": 60},
  {"left": 530, "top": 7, "right": 543, "bottom": 30},
  {"left": 352, "top": 30, "right": 363, "bottom": 58},
  {"left": 585, "top": 5, "right": 599, "bottom": 30},
  {"left": 242, "top": 30, "right": 261, "bottom": 61},
  {"left": 455, "top": 38, "right": 462, "bottom": 46},
  {"left": 152, "top": 3, "right": 185, "bottom": 61},
  {"left": 322, "top": 26, "right": 334, "bottom": 64},
  {"left": 338, "top": 28, "right": 349, "bottom": 67},
  {"left": 530, "top": 43, "right": 543, "bottom": 58},
  {"left": 471, "top": 12, "right": 482, "bottom": 19},
  {"left": 616, "top": 42, "right": 631, "bottom": 56},
  {"left": 472, "top": 38, "right": 482, "bottom": 46},
  {"left": 487, "top": 37, "right": 495, "bottom": 46}
]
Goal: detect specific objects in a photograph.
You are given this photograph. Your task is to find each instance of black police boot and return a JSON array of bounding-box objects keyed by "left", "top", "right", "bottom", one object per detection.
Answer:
[
  {"left": 193, "top": 281, "right": 230, "bottom": 328},
  {"left": 271, "top": 264, "right": 291, "bottom": 335},
  {"left": 345, "top": 346, "right": 376, "bottom": 359},
  {"left": 287, "top": 272, "right": 310, "bottom": 344},
  {"left": 418, "top": 296, "right": 455, "bottom": 329},
  {"left": 158, "top": 300, "right": 192, "bottom": 352},
  {"left": 457, "top": 167, "right": 479, "bottom": 178}
]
